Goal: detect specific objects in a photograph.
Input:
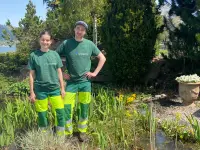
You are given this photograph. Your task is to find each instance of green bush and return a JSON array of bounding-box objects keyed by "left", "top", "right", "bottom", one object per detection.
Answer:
[
  {"left": 0, "top": 52, "right": 28, "bottom": 75},
  {"left": 0, "top": 74, "right": 15, "bottom": 95},
  {"left": 6, "top": 78, "right": 30, "bottom": 96},
  {"left": 101, "top": 0, "right": 161, "bottom": 85}
]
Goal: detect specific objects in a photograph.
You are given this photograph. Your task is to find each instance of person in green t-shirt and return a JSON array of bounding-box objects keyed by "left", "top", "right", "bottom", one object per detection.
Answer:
[
  {"left": 56, "top": 21, "right": 106, "bottom": 142},
  {"left": 28, "top": 30, "right": 65, "bottom": 136}
]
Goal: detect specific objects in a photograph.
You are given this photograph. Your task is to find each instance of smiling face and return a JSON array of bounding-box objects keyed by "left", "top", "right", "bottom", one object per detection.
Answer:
[
  {"left": 39, "top": 33, "right": 52, "bottom": 50},
  {"left": 74, "top": 25, "right": 86, "bottom": 39}
]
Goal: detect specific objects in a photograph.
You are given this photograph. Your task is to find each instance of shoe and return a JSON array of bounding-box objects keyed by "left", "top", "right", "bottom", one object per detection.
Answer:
[{"left": 52, "top": 126, "right": 56, "bottom": 135}]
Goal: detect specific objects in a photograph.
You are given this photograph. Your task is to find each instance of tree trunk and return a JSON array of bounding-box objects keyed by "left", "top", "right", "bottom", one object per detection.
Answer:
[{"left": 93, "top": 14, "right": 97, "bottom": 45}]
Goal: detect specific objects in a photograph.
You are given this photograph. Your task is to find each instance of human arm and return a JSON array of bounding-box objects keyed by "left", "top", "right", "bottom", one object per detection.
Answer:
[
  {"left": 85, "top": 52, "right": 106, "bottom": 79},
  {"left": 58, "top": 68, "right": 65, "bottom": 98},
  {"left": 29, "top": 70, "right": 36, "bottom": 102}
]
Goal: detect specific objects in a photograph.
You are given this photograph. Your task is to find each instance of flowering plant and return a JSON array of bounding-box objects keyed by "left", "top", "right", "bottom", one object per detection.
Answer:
[{"left": 175, "top": 74, "right": 200, "bottom": 83}]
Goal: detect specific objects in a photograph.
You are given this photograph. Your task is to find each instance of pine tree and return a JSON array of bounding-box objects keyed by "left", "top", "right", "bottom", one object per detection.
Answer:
[
  {"left": 13, "top": 0, "right": 45, "bottom": 54},
  {"left": 43, "top": 0, "right": 106, "bottom": 44}
]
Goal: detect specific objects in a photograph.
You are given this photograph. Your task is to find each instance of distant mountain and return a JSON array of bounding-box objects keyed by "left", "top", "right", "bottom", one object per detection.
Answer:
[{"left": 0, "top": 25, "right": 15, "bottom": 41}]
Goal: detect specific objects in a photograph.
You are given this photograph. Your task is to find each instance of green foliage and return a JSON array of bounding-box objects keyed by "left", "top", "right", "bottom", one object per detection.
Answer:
[
  {"left": 1, "top": 84, "right": 199, "bottom": 148},
  {"left": 1, "top": 29, "right": 15, "bottom": 47},
  {"left": 45, "top": 8, "right": 72, "bottom": 40},
  {"left": 136, "top": 103, "right": 157, "bottom": 135},
  {"left": 155, "top": 49, "right": 168, "bottom": 57},
  {"left": 165, "top": 0, "right": 200, "bottom": 73},
  {"left": 0, "top": 52, "right": 28, "bottom": 75},
  {"left": 0, "top": 74, "right": 15, "bottom": 95},
  {"left": 89, "top": 87, "right": 135, "bottom": 149},
  {"left": 161, "top": 113, "right": 191, "bottom": 141},
  {"left": 187, "top": 115, "right": 200, "bottom": 142},
  {"left": 44, "top": 0, "right": 92, "bottom": 40},
  {"left": 44, "top": 0, "right": 106, "bottom": 43},
  {"left": 6, "top": 79, "right": 30, "bottom": 96},
  {"left": 101, "top": 0, "right": 161, "bottom": 85},
  {"left": 0, "top": 98, "right": 37, "bottom": 147},
  {"left": 13, "top": 1, "right": 45, "bottom": 54},
  {"left": 89, "top": 86, "right": 158, "bottom": 149},
  {"left": 0, "top": 97, "right": 55, "bottom": 147},
  {"left": 1, "top": 0, "right": 106, "bottom": 75},
  {"left": 0, "top": 1, "right": 44, "bottom": 75}
]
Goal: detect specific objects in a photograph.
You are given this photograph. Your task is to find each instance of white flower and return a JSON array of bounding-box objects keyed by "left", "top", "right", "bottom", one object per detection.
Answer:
[{"left": 175, "top": 74, "right": 200, "bottom": 83}]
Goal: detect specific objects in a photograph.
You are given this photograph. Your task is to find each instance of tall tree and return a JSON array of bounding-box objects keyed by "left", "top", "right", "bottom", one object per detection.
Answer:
[
  {"left": 160, "top": 0, "right": 200, "bottom": 73},
  {"left": 44, "top": 0, "right": 91, "bottom": 40},
  {"left": 101, "top": 0, "right": 162, "bottom": 85},
  {"left": 43, "top": 0, "right": 106, "bottom": 44},
  {"left": 86, "top": 0, "right": 106, "bottom": 45},
  {"left": 13, "top": 0, "right": 45, "bottom": 54},
  {"left": 1, "top": 29, "right": 15, "bottom": 47}
]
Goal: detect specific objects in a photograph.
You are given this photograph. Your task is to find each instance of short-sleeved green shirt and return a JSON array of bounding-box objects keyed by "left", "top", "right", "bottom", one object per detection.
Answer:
[
  {"left": 28, "top": 50, "right": 63, "bottom": 91},
  {"left": 56, "top": 38, "right": 100, "bottom": 82}
]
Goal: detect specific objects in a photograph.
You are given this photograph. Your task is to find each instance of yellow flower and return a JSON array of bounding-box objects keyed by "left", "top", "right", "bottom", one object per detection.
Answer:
[
  {"left": 127, "top": 97, "right": 134, "bottom": 103},
  {"left": 126, "top": 94, "right": 136, "bottom": 103},
  {"left": 132, "top": 94, "right": 136, "bottom": 98}
]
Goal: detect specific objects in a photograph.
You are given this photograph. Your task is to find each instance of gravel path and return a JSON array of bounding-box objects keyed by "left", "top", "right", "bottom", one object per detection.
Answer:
[{"left": 150, "top": 94, "right": 200, "bottom": 125}]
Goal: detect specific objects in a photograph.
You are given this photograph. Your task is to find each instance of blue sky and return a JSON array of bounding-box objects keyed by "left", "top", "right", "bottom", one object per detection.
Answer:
[
  {"left": 0, "top": 0, "right": 168, "bottom": 27},
  {"left": 0, "top": 0, "right": 47, "bottom": 27}
]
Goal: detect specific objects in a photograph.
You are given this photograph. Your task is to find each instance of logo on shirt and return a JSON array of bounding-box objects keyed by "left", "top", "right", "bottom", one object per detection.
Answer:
[{"left": 75, "top": 52, "right": 89, "bottom": 56}]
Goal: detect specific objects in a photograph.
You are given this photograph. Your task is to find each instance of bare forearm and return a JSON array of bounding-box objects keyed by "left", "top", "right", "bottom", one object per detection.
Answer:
[
  {"left": 29, "top": 71, "right": 34, "bottom": 93},
  {"left": 59, "top": 78, "right": 65, "bottom": 91},
  {"left": 94, "top": 54, "right": 106, "bottom": 75},
  {"left": 58, "top": 68, "right": 65, "bottom": 91}
]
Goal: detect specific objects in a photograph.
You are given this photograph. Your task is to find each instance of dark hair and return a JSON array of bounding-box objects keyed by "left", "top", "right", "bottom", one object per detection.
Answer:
[{"left": 39, "top": 30, "right": 52, "bottom": 39}]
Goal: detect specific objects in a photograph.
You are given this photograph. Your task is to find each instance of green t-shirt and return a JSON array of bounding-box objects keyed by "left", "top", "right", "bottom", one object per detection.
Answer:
[
  {"left": 56, "top": 38, "right": 100, "bottom": 82},
  {"left": 28, "top": 50, "right": 63, "bottom": 91}
]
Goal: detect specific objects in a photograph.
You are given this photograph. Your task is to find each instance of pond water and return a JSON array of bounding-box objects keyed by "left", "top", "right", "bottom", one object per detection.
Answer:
[
  {"left": 136, "top": 130, "right": 198, "bottom": 150},
  {"left": 136, "top": 108, "right": 199, "bottom": 150}
]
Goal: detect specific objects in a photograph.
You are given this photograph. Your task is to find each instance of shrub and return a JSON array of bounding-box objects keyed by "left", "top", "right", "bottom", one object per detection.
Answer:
[
  {"left": 6, "top": 78, "right": 30, "bottom": 96},
  {"left": 101, "top": 0, "right": 161, "bottom": 85},
  {"left": 0, "top": 52, "right": 28, "bottom": 75}
]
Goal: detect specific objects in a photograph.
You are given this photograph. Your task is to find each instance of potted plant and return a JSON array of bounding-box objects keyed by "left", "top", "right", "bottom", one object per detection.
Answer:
[{"left": 176, "top": 74, "right": 200, "bottom": 105}]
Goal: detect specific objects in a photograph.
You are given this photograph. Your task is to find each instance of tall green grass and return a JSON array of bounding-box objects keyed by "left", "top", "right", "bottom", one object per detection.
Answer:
[
  {"left": 0, "top": 97, "right": 37, "bottom": 147},
  {"left": 3, "top": 85, "right": 198, "bottom": 149},
  {"left": 88, "top": 86, "right": 157, "bottom": 149}
]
